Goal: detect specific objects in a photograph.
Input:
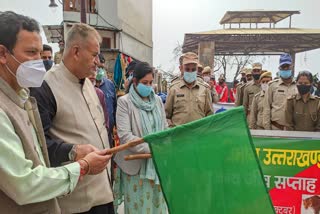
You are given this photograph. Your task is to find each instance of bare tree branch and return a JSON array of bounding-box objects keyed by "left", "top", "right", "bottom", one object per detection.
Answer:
[
  {"left": 214, "top": 64, "right": 223, "bottom": 72},
  {"left": 172, "top": 41, "right": 183, "bottom": 63},
  {"left": 232, "top": 55, "right": 255, "bottom": 81}
]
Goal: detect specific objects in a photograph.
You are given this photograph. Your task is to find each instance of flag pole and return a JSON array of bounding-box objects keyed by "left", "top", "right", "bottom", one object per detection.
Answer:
[
  {"left": 106, "top": 138, "right": 144, "bottom": 154},
  {"left": 124, "top": 154, "right": 152, "bottom": 160},
  {"left": 103, "top": 138, "right": 152, "bottom": 160}
]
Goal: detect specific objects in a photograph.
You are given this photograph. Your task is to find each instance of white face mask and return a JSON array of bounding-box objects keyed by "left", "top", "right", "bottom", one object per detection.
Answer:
[
  {"left": 203, "top": 76, "right": 210, "bottom": 83},
  {"left": 261, "top": 83, "right": 269, "bottom": 91},
  {"left": 6, "top": 55, "right": 46, "bottom": 88}
]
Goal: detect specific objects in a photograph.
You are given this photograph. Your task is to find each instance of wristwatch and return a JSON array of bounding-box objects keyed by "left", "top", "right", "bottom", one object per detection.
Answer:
[{"left": 68, "top": 145, "right": 77, "bottom": 161}]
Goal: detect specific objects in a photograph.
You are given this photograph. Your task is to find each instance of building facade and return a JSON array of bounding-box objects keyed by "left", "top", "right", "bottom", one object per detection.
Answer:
[{"left": 44, "top": 0, "right": 153, "bottom": 72}]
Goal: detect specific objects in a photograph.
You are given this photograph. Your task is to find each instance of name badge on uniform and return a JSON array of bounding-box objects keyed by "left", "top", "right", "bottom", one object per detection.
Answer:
[
  {"left": 249, "top": 92, "right": 254, "bottom": 95},
  {"left": 278, "top": 90, "right": 285, "bottom": 93},
  {"left": 177, "top": 94, "right": 185, "bottom": 98}
]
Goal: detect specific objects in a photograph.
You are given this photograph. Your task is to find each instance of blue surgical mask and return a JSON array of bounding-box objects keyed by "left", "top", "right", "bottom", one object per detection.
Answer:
[
  {"left": 184, "top": 71, "right": 197, "bottom": 83},
  {"left": 279, "top": 70, "right": 292, "bottom": 79},
  {"left": 136, "top": 83, "right": 153, "bottom": 97}
]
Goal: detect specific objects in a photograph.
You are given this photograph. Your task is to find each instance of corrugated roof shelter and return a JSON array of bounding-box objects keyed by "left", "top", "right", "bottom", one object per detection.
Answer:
[
  {"left": 183, "top": 28, "right": 320, "bottom": 55},
  {"left": 220, "top": 10, "right": 300, "bottom": 27},
  {"left": 182, "top": 10, "right": 320, "bottom": 72}
]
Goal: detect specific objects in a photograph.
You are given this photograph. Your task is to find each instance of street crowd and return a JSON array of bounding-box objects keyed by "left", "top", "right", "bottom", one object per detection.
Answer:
[
  {"left": 195, "top": 54, "right": 320, "bottom": 132},
  {"left": 0, "top": 10, "right": 319, "bottom": 214}
]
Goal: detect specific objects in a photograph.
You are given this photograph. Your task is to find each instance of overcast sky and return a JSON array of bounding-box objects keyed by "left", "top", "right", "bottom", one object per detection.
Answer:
[{"left": 2, "top": 0, "right": 320, "bottom": 80}]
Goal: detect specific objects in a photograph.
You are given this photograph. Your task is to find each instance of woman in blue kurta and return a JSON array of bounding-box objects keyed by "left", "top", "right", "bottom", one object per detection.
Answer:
[{"left": 114, "top": 62, "right": 168, "bottom": 214}]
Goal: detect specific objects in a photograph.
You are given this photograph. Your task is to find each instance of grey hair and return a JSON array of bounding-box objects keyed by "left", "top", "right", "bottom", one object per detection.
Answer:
[{"left": 65, "top": 23, "right": 101, "bottom": 49}]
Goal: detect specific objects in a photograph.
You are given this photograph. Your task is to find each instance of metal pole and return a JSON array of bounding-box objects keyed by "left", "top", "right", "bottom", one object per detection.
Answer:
[
  {"left": 290, "top": 51, "right": 296, "bottom": 76},
  {"left": 80, "top": 0, "right": 86, "bottom": 23},
  {"left": 289, "top": 15, "right": 292, "bottom": 28}
]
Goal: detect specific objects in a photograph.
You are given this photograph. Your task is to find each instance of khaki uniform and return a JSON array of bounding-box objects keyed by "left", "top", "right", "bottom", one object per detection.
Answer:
[
  {"left": 197, "top": 77, "right": 219, "bottom": 104},
  {"left": 249, "top": 90, "right": 265, "bottom": 129},
  {"left": 165, "top": 79, "right": 213, "bottom": 127},
  {"left": 284, "top": 94, "right": 320, "bottom": 131},
  {"left": 235, "top": 82, "right": 244, "bottom": 106},
  {"left": 243, "top": 81, "right": 261, "bottom": 116},
  {"left": 197, "top": 75, "right": 204, "bottom": 81},
  {"left": 235, "top": 81, "right": 252, "bottom": 106},
  {"left": 211, "top": 86, "right": 219, "bottom": 103},
  {"left": 54, "top": 51, "right": 63, "bottom": 64},
  {"left": 263, "top": 79, "right": 297, "bottom": 130},
  {"left": 197, "top": 76, "right": 205, "bottom": 83},
  {"left": 171, "top": 76, "right": 180, "bottom": 85}
]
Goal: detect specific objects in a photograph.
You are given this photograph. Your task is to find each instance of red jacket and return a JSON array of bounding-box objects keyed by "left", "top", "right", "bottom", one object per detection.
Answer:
[
  {"left": 215, "top": 83, "right": 229, "bottom": 102},
  {"left": 229, "top": 88, "right": 236, "bottom": 103}
]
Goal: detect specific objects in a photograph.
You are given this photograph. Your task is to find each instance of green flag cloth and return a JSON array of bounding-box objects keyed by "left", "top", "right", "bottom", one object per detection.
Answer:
[{"left": 144, "top": 107, "right": 275, "bottom": 214}]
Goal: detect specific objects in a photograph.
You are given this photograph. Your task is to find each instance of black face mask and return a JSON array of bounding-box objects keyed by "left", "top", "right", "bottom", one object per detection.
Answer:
[
  {"left": 240, "top": 77, "right": 247, "bottom": 83},
  {"left": 252, "top": 74, "right": 261, "bottom": 80},
  {"left": 297, "top": 85, "right": 312, "bottom": 95}
]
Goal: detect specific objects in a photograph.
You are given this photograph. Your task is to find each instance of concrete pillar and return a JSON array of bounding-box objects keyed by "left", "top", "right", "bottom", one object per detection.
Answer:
[{"left": 198, "top": 41, "right": 215, "bottom": 68}]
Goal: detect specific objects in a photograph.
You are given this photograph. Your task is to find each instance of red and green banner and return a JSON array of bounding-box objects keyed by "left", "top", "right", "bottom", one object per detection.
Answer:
[
  {"left": 253, "top": 137, "right": 320, "bottom": 214},
  {"left": 145, "top": 107, "right": 275, "bottom": 214}
]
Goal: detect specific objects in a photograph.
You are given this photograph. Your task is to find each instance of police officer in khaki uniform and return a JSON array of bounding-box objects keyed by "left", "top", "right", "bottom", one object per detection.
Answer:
[
  {"left": 263, "top": 54, "right": 297, "bottom": 130},
  {"left": 243, "top": 62, "right": 263, "bottom": 117},
  {"left": 197, "top": 63, "right": 204, "bottom": 77},
  {"left": 249, "top": 71, "right": 272, "bottom": 129},
  {"left": 165, "top": 52, "right": 213, "bottom": 127},
  {"left": 53, "top": 40, "right": 64, "bottom": 64},
  {"left": 284, "top": 70, "right": 320, "bottom": 131},
  {"left": 235, "top": 68, "right": 253, "bottom": 106},
  {"left": 202, "top": 66, "right": 211, "bottom": 83},
  {"left": 202, "top": 66, "right": 219, "bottom": 103},
  {"left": 234, "top": 68, "right": 246, "bottom": 105},
  {"left": 239, "top": 68, "right": 247, "bottom": 83}
]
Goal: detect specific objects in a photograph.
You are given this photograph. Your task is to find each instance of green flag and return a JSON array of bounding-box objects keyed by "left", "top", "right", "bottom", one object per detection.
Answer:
[{"left": 144, "top": 107, "right": 275, "bottom": 214}]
